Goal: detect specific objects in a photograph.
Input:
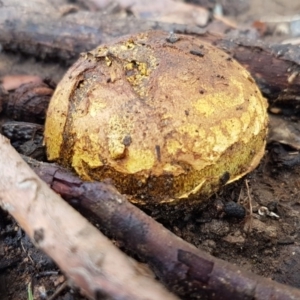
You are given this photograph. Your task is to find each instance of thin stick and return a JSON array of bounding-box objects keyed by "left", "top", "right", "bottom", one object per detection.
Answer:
[{"left": 0, "top": 135, "right": 178, "bottom": 300}]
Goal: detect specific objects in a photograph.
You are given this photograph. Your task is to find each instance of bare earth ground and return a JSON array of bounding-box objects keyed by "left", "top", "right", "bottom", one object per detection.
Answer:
[{"left": 2, "top": 0, "right": 300, "bottom": 299}]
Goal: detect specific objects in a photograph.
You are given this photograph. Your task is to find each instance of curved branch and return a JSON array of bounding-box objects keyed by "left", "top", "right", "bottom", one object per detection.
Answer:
[{"left": 26, "top": 155, "right": 300, "bottom": 300}]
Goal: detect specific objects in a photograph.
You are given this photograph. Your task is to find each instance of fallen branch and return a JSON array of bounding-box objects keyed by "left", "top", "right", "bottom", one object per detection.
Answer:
[
  {"left": 0, "top": 0, "right": 204, "bottom": 61},
  {"left": 1, "top": 0, "right": 300, "bottom": 101},
  {"left": 0, "top": 134, "right": 178, "bottom": 300},
  {"left": 24, "top": 156, "right": 300, "bottom": 300}
]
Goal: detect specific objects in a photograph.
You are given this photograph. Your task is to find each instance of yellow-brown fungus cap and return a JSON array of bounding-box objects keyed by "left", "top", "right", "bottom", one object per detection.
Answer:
[{"left": 44, "top": 30, "right": 268, "bottom": 206}]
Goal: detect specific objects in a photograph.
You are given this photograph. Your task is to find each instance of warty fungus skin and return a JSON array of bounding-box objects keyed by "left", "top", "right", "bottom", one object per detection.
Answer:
[{"left": 44, "top": 30, "right": 268, "bottom": 207}]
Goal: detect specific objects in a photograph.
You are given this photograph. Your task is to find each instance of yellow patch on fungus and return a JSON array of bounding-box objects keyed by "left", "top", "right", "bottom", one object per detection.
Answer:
[
  {"left": 89, "top": 99, "right": 107, "bottom": 117},
  {"left": 105, "top": 56, "right": 112, "bottom": 67},
  {"left": 166, "top": 139, "right": 182, "bottom": 155},
  {"left": 193, "top": 98, "right": 215, "bottom": 117},
  {"left": 72, "top": 137, "right": 103, "bottom": 180},
  {"left": 125, "top": 148, "right": 155, "bottom": 173},
  {"left": 107, "top": 116, "right": 130, "bottom": 160},
  {"left": 163, "top": 163, "right": 185, "bottom": 175},
  {"left": 221, "top": 118, "right": 242, "bottom": 143},
  {"left": 178, "top": 123, "right": 202, "bottom": 138}
]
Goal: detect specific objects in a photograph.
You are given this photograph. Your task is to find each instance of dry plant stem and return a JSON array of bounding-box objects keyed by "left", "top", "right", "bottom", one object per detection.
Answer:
[
  {"left": 244, "top": 179, "right": 254, "bottom": 232},
  {"left": 0, "top": 135, "right": 178, "bottom": 300},
  {"left": 47, "top": 281, "right": 68, "bottom": 300},
  {"left": 25, "top": 157, "right": 300, "bottom": 300},
  {"left": 245, "top": 179, "right": 253, "bottom": 215}
]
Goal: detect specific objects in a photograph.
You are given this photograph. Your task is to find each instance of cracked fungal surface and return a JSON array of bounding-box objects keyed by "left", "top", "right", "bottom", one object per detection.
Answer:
[{"left": 44, "top": 30, "right": 268, "bottom": 207}]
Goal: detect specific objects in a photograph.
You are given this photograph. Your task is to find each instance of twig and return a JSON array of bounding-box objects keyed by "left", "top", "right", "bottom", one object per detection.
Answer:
[
  {"left": 47, "top": 281, "right": 68, "bottom": 300},
  {"left": 244, "top": 179, "right": 254, "bottom": 232},
  {"left": 0, "top": 135, "right": 178, "bottom": 300},
  {"left": 245, "top": 179, "right": 253, "bottom": 216},
  {"left": 20, "top": 240, "right": 35, "bottom": 265}
]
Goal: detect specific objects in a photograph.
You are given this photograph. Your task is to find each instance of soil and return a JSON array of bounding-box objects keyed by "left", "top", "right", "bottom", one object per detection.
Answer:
[{"left": 2, "top": 0, "right": 300, "bottom": 299}]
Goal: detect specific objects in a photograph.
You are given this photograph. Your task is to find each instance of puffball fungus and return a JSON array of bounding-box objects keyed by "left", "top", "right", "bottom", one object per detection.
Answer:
[{"left": 44, "top": 30, "right": 268, "bottom": 206}]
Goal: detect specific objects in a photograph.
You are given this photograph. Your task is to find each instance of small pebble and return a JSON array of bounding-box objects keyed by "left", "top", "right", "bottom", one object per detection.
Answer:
[{"left": 224, "top": 201, "right": 246, "bottom": 219}]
